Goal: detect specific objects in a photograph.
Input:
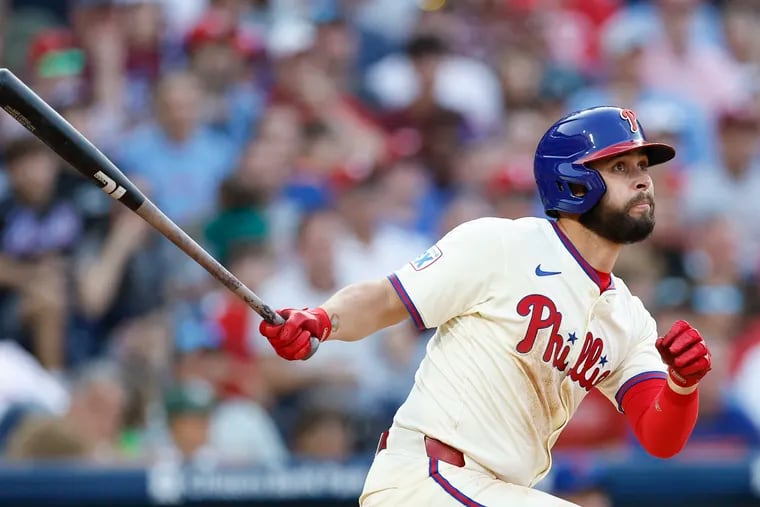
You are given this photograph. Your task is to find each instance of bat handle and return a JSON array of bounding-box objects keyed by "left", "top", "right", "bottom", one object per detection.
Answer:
[
  {"left": 135, "top": 201, "right": 320, "bottom": 359},
  {"left": 235, "top": 287, "right": 320, "bottom": 360}
]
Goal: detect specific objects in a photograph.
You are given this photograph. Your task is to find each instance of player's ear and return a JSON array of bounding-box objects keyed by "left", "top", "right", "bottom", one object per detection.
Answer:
[{"left": 569, "top": 183, "right": 587, "bottom": 197}]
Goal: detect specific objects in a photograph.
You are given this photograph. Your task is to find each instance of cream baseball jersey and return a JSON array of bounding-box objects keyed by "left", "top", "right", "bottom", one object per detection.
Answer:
[{"left": 387, "top": 216, "right": 667, "bottom": 487}]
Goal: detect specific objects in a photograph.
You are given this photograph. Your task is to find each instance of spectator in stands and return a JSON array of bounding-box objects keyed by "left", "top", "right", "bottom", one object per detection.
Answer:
[
  {"left": 203, "top": 177, "right": 268, "bottom": 266},
  {"left": 4, "top": 416, "right": 91, "bottom": 461},
  {"left": 311, "top": 6, "right": 361, "bottom": 95},
  {"left": 0, "top": 137, "right": 84, "bottom": 370},
  {"left": 375, "top": 158, "right": 436, "bottom": 238},
  {"left": 721, "top": 0, "right": 760, "bottom": 96},
  {"left": 113, "top": 0, "right": 174, "bottom": 124},
  {"left": 487, "top": 175, "right": 537, "bottom": 221},
  {"left": 208, "top": 244, "right": 273, "bottom": 402},
  {"left": 267, "top": 16, "right": 388, "bottom": 169},
  {"left": 682, "top": 109, "right": 760, "bottom": 277},
  {"left": 171, "top": 300, "right": 288, "bottom": 465},
  {"left": 211, "top": 108, "right": 303, "bottom": 258},
  {"left": 290, "top": 400, "right": 355, "bottom": 463},
  {"left": 436, "top": 192, "right": 495, "bottom": 238},
  {"left": 63, "top": 360, "right": 128, "bottom": 462},
  {"left": 161, "top": 375, "right": 288, "bottom": 466},
  {"left": 366, "top": 32, "right": 503, "bottom": 136},
  {"left": 75, "top": 201, "right": 166, "bottom": 357},
  {"left": 23, "top": 28, "right": 87, "bottom": 110},
  {"left": 185, "top": 8, "right": 264, "bottom": 148},
  {"left": 118, "top": 71, "right": 237, "bottom": 228},
  {"left": 334, "top": 171, "right": 429, "bottom": 283},
  {"left": 639, "top": 0, "right": 750, "bottom": 116},
  {"left": 163, "top": 380, "right": 216, "bottom": 462}
]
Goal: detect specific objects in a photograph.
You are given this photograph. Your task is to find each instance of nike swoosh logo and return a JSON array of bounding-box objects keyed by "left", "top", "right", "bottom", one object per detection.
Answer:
[{"left": 535, "top": 264, "right": 562, "bottom": 277}]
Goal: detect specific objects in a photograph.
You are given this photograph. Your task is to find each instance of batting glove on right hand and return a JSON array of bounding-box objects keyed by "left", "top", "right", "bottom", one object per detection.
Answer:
[
  {"left": 655, "top": 320, "right": 712, "bottom": 389},
  {"left": 259, "top": 307, "right": 331, "bottom": 361}
]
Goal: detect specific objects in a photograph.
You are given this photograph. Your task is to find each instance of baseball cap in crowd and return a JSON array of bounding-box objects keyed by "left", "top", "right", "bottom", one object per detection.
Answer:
[
  {"left": 27, "top": 29, "right": 85, "bottom": 79},
  {"left": 486, "top": 166, "right": 536, "bottom": 197},
  {"left": 163, "top": 380, "right": 216, "bottom": 418},
  {"left": 311, "top": 0, "right": 344, "bottom": 24},
  {"left": 717, "top": 106, "right": 760, "bottom": 130},
  {"left": 173, "top": 306, "right": 223, "bottom": 354},
  {"left": 185, "top": 11, "right": 262, "bottom": 59}
]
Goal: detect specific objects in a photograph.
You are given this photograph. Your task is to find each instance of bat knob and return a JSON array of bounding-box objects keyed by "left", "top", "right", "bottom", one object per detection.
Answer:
[{"left": 303, "top": 337, "right": 320, "bottom": 360}]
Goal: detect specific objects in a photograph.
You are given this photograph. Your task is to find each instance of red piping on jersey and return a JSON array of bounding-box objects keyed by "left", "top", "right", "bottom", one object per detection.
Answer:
[
  {"left": 388, "top": 274, "right": 426, "bottom": 330},
  {"left": 620, "top": 377, "right": 699, "bottom": 458},
  {"left": 428, "top": 458, "right": 487, "bottom": 507},
  {"left": 549, "top": 220, "right": 615, "bottom": 292}
]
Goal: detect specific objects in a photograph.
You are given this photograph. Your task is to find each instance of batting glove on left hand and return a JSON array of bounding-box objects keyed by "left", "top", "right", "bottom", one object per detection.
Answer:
[
  {"left": 259, "top": 307, "right": 331, "bottom": 361},
  {"left": 655, "top": 320, "right": 711, "bottom": 390}
]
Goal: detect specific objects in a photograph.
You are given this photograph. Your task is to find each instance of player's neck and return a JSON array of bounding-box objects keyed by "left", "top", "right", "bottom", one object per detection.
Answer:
[{"left": 555, "top": 218, "right": 621, "bottom": 273}]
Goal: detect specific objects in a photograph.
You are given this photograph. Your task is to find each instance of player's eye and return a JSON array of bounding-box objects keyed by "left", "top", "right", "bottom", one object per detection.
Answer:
[{"left": 613, "top": 162, "right": 626, "bottom": 173}]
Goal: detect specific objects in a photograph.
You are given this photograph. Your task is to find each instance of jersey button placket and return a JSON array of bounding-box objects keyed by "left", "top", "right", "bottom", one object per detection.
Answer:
[{"left": 565, "top": 293, "right": 605, "bottom": 370}]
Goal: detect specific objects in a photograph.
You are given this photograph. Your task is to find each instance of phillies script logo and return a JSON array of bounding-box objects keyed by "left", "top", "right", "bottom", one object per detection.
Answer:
[
  {"left": 515, "top": 294, "right": 610, "bottom": 391},
  {"left": 620, "top": 109, "right": 639, "bottom": 132}
]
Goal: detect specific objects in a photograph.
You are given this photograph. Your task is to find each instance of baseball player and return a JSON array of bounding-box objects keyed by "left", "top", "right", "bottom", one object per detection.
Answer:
[{"left": 259, "top": 106, "right": 712, "bottom": 506}]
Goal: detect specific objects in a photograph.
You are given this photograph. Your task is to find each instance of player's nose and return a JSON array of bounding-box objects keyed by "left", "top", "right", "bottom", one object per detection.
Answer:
[{"left": 633, "top": 171, "right": 652, "bottom": 191}]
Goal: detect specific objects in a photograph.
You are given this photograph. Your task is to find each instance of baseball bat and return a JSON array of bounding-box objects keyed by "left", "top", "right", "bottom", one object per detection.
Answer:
[{"left": 0, "top": 68, "right": 319, "bottom": 357}]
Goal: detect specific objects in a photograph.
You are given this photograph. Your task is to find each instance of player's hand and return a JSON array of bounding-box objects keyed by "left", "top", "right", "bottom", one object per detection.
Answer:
[
  {"left": 259, "top": 308, "right": 331, "bottom": 361},
  {"left": 655, "top": 320, "right": 711, "bottom": 390}
]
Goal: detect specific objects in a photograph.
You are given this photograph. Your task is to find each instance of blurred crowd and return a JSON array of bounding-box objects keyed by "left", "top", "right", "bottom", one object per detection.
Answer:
[{"left": 1, "top": 0, "right": 760, "bottom": 503}]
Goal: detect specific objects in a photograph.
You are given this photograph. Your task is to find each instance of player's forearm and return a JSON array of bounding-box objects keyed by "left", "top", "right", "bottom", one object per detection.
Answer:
[
  {"left": 622, "top": 378, "right": 699, "bottom": 458},
  {"left": 321, "top": 278, "right": 409, "bottom": 342}
]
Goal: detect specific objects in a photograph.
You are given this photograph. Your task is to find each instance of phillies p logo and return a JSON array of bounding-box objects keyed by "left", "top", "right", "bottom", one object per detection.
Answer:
[{"left": 620, "top": 109, "right": 639, "bottom": 132}]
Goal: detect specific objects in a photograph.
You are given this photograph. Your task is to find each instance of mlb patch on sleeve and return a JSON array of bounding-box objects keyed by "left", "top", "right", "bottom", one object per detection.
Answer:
[{"left": 411, "top": 245, "right": 443, "bottom": 271}]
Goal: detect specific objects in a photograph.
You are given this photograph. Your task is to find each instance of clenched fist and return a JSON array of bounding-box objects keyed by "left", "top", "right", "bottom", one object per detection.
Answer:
[
  {"left": 655, "top": 320, "right": 711, "bottom": 389},
  {"left": 259, "top": 307, "right": 331, "bottom": 360}
]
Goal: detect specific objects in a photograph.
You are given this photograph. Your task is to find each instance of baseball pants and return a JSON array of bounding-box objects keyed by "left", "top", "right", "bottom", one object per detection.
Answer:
[{"left": 359, "top": 426, "right": 579, "bottom": 507}]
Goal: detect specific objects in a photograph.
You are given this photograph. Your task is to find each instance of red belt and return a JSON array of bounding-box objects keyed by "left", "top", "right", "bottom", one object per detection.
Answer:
[{"left": 376, "top": 430, "right": 466, "bottom": 468}]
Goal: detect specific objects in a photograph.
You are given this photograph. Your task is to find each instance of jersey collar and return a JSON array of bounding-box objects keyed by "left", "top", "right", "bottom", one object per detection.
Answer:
[{"left": 549, "top": 220, "right": 615, "bottom": 293}]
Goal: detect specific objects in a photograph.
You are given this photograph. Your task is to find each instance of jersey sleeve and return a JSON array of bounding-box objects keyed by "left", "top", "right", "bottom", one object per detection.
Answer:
[
  {"left": 595, "top": 297, "right": 667, "bottom": 412},
  {"left": 388, "top": 217, "right": 504, "bottom": 330}
]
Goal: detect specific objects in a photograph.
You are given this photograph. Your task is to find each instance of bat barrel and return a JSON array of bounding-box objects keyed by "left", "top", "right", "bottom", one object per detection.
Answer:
[{"left": 0, "top": 68, "right": 145, "bottom": 211}]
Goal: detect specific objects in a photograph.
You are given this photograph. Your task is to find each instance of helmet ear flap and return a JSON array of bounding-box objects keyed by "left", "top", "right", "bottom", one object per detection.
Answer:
[{"left": 542, "top": 164, "right": 607, "bottom": 218}]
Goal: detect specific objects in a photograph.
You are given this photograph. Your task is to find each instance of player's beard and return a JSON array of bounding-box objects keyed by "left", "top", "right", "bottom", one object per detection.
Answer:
[{"left": 580, "top": 192, "right": 655, "bottom": 244}]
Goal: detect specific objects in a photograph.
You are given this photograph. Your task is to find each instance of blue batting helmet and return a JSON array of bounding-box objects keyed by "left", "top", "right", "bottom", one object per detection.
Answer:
[{"left": 534, "top": 106, "right": 675, "bottom": 216}]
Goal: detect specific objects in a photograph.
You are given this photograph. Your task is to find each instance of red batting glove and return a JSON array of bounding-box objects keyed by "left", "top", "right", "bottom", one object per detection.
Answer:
[
  {"left": 259, "top": 307, "right": 331, "bottom": 361},
  {"left": 655, "top": 320, "right": 712, "bottom": 389}
]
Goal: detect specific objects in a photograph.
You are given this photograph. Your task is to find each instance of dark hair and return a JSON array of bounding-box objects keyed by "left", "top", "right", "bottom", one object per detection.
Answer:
[
  {"left": 3, "top": 136, "right": 49, "bottom": 167},
  {"left": 406, "top": 34, "right": 447, "bottom": 59}
]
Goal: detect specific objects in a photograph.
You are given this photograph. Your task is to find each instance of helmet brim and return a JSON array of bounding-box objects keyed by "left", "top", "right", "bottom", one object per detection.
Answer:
[{"left": 577, "top": 140, "right": 676, "bottom": 167}]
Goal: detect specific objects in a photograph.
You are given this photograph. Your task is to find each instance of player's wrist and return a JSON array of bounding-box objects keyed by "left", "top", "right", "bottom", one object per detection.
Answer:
[
  {"left": 310, "top": 307, "right": 332, "bottom": 342},
  {"left": 666, "top": 370, "right": 698, "bottom": 395}
]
